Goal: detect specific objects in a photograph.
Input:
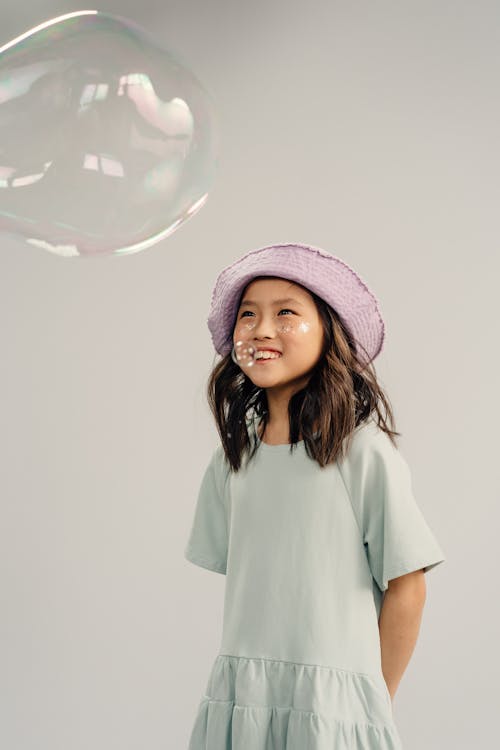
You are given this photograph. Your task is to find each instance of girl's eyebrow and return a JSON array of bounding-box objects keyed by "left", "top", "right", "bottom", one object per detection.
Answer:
[{"left": 239, "top": 297, "right": 304, "bottom": 307}]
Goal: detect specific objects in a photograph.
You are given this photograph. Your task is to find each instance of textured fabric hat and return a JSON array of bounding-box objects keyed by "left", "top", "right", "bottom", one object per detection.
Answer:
[{"left": 207, "top": 242, "right": 386, "bottom": 365}]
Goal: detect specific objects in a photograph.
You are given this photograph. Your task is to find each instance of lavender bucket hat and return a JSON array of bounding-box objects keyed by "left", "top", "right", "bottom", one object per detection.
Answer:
[{"left": 207, "top": 243, "right": 386, "bottom": 365}]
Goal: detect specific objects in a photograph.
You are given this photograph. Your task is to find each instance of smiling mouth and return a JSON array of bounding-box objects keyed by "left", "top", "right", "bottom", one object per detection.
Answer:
[{"left": 255, "top": 353, "right": 282, "bottom": 363}]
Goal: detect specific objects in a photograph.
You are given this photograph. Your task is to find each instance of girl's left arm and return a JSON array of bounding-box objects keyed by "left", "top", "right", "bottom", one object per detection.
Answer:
[{"left": 378, "top": 569, "right": 427, "bottom": 701}]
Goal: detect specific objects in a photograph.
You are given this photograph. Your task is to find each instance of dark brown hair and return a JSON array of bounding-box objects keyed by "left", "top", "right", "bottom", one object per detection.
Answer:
[{"left": 207, "top": 279, "right": 400, "bottom": 472}]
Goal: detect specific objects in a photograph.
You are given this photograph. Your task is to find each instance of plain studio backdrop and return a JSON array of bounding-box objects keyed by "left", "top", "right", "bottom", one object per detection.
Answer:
[{"left": 1, "top": 1, "right": 498, "bottom": 748}]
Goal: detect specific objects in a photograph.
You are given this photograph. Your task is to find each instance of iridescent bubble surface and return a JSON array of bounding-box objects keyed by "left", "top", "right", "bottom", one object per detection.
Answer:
[
  {"left": 231, "top": 340, "right": 257, "bottom": 368},
  {"left": 0, "top": 10, "right": 218, "bottom": 258}
]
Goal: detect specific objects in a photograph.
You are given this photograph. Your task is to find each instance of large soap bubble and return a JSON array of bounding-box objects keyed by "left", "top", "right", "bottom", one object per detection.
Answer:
[
  {"left": 0, "top": 10, "right": 219, "bottom": 258},
  {"left": 231, "top": 340, "right": 257, "bottom": 368}
]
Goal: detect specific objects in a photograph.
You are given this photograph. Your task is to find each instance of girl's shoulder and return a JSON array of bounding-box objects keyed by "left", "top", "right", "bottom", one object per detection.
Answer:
[
  {"left": 210, "top": 442, "right": 231, "bottom": 473},
  {"left": 341, "top": 417, "right": 401, "bottom": 467},
  {"left": 198, "top": 442, "right": 230, "bottom": 486},
  {"left": 337, "top": 418, "right": 413, "bottom": 517},
  {"left": 345, "top": 416, "right": 384, "bottom": 446}
]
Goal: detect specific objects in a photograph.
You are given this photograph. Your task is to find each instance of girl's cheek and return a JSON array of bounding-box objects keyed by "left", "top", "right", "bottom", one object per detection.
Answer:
[{"left": 236, "top": 319, "right": 257, "bottom": 335}]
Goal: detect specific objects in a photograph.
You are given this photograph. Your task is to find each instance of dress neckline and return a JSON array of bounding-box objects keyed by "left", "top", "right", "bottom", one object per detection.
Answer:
[
  {"left": 257, "top": 434, "right": 305, "bottom": 448},
  {"left": 255, "top": 418, "right": 319, "bottom": 448}
]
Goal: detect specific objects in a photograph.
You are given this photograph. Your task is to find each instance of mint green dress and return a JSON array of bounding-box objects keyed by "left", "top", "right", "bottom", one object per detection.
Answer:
[{"left": 184, "top": 417, "right": 446, "bottom": 749}]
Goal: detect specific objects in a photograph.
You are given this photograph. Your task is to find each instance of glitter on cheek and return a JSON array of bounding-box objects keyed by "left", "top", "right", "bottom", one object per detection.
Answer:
[{"left": 233, "top": 316, "right": 314, "bottom": 343}]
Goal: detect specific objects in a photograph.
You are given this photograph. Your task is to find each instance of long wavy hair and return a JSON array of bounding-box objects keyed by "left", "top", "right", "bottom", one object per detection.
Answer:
[{"left": 207, "top": 279, "right": 400, "bottom": 472}]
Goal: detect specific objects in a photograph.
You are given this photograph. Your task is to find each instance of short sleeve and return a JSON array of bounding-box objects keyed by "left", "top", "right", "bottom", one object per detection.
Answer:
[
  {"left": 184, "top": 445, "right": 231, "bottom": 575},
  {"left": 338, "top": 422, "right": 446, "bottom": 593}
]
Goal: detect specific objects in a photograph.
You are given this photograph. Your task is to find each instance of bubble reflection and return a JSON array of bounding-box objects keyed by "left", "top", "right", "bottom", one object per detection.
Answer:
[{"left": 0, "top": 10, "right": 218, "bottom": 258}]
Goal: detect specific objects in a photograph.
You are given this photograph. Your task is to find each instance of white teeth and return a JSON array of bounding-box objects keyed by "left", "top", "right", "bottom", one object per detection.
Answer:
[{"left": 255, "top": 351, "right": 281, "bottom": 359}]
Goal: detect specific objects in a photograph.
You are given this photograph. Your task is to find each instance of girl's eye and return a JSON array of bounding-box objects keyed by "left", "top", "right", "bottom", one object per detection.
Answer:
[{"left": 240, "top": 308, "right": 294, "bottom": 318}]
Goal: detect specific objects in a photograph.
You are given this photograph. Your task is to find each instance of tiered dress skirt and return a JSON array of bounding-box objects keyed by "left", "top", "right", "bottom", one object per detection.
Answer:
[{"left": 188, "top": 653, "right": 403, "bottom": 750}]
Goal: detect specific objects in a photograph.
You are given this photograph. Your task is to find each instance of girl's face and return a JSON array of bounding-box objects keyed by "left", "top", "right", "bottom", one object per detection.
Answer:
[{"left": 232, "top": 277, "right": 325, "bottom": 389}]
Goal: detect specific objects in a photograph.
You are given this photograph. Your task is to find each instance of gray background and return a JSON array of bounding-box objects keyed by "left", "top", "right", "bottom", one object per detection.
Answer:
[{"left": 1, "top": 1, "right": 498, "bottom": 748}]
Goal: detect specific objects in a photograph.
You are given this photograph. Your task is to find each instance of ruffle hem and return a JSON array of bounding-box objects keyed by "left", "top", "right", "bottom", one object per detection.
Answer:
[{"left": 187, "top": 654, "right": 403, "bottom": 749}]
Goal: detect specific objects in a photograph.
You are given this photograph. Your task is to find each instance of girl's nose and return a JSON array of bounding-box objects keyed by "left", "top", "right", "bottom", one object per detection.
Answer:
[{"left": 252, "top": 316, "right": 280, "bottom": 337}]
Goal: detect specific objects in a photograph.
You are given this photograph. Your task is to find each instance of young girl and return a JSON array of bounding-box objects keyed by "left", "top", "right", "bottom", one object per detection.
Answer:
[{"left": 184, "top": 242, "right": 446, "bottom": 750}]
